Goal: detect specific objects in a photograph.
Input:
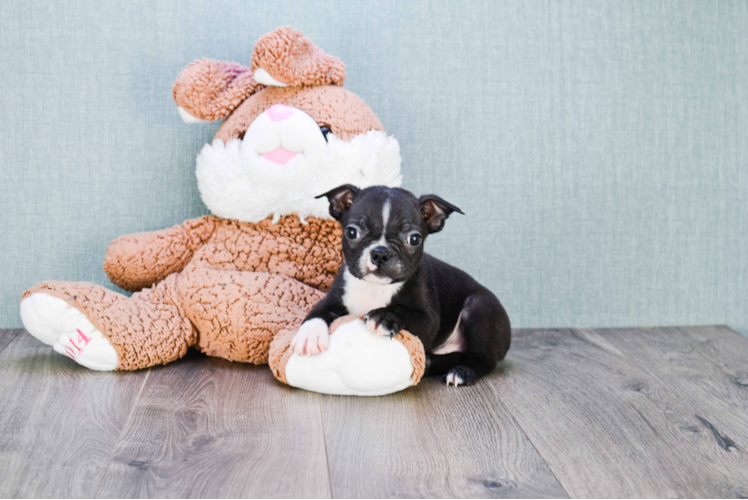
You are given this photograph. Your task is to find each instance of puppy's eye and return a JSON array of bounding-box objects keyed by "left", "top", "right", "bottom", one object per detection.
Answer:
[
  {"left": 320, "top": 125, "right": 332, "bottom": 142},
  {"left": 408, "top": 233, "right": 422, "bottom": 246},
  {"left": 345, "top": 226, "right": 359, "bottom": 240}
]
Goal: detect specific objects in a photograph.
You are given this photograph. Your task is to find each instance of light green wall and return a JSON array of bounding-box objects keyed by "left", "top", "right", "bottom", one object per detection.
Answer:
[{"left": 1, "top": 0, "right": 745, "bottom": 334}]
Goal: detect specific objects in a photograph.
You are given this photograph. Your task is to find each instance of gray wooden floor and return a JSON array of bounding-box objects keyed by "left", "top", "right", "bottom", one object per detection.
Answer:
[{"left": 1, "top": 326, "right": 748, "bottom": 498}]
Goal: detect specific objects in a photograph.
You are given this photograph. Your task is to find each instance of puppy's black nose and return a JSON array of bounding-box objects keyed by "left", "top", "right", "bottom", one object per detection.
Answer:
[{"left": 370, "top": 246, "right": 391, "bottom": 266}]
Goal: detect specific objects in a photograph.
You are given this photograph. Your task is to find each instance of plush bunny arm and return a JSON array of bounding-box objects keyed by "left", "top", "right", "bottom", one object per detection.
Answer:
[{"left": 104, "top": 216, "right": 216, "bottom": 292}]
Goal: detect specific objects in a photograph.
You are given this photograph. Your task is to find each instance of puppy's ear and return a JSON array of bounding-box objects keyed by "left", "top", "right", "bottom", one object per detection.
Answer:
[
  {"left": 316, "top": 184, "right": 360, "bottom": 220},
  {"left": 419, "top": 195, "right": 464, "bottom": 233}
]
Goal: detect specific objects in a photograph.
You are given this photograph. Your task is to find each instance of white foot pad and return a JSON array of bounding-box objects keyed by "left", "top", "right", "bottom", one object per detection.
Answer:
[
  {"left": 20, "top": 293, "right": 118, "bottom": 371},
  {"left": 285, "top": 319, "right": 414, "bottom": 396}
]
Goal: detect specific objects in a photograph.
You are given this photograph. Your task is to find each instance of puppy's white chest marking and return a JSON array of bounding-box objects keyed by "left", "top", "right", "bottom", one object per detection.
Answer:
[
  {"left": 343, "top": 268, "right": 403, "bottom": 316},
  {"left": 432, "top": 314, "right": 467, "bottom": 354}
]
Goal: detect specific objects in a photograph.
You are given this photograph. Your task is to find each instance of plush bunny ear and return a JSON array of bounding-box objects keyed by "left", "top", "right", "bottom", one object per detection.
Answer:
[
  {"left": 172, "top": 59, "right": 265, "bottom": 123},
  {"left": 250, "top": 26, "right": 346, "bottom": 87}
]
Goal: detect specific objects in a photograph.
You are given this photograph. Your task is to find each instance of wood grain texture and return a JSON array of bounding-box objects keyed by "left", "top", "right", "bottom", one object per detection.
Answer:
[
  {"left": 0, "top": 328, "right": 22, "bottom": 355},
  {"left": 0, "top": 331, "right": 148, "bottom": 498},
  {"left": 3, "top": 327, "right": 748, "bottom": 498},
  {"left": 320, "top": 377, "right": 567, "bottom": 499},
  {"left": 95, "top": 351, "right": 331, "bottom": 499},
  {"left": 598, "top": 325, "right": 748, "bottom": 492},
  {"left": 492, "top": 328, "right": 748, "bottom": 498}
]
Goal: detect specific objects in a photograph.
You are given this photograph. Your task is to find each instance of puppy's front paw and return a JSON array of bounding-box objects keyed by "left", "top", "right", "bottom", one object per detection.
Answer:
[
  {"left": 364, "top": 308, "right": 402, "bottom": 338},
  {"left": 290, "top": 318, "right": 329, "bottom": 356},
  {"left": 442, "top": 366, "right": 477, "bottom": 387}
]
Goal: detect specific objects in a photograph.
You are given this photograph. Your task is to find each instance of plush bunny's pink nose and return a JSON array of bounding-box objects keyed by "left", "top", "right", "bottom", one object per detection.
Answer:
[{"left": 267, "top": 104, "right": 293, "bottom": 122}]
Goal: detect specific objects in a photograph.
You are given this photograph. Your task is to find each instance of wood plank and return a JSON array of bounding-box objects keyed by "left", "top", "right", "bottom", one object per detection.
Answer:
[
  {"left": 0, "top": 329, "right": 23, "bottom": 356},
  {"left": 490, "top": 328, "right": 748, "bottom": 498},
  {"left": 599, "top": 326, "right": 748, "bottom": 454},
  {"left": 95, "top": 351, "right": 331, "bottom": 498},
  {"left": 5, "top": 325, "right": 747, "bottom": 498},
  {"left": 0, "top": 331, "right": 148, "bottom": 498},
  {"left": 320, "top": 377, "right": 568, "bottom": 498}
]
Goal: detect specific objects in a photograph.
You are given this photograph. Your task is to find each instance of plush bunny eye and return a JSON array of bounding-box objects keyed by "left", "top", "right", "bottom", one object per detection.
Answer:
[
  {"left": 345, "top": 226, "right": 359, "bottom": 240},
  {"left": 408, "top": 233, "right": 422, "bottom": 246},
  {"left": 320, "top": 125, "right": 332, "bottom": 142}
]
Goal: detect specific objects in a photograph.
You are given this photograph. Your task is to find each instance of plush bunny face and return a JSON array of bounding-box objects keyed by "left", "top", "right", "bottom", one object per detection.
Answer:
[
  {"left": 174, "top": 27, "right": 402, "bottom": 224},
  {"left": 216, "top": 85, "right": 384, "bottom": 142}
]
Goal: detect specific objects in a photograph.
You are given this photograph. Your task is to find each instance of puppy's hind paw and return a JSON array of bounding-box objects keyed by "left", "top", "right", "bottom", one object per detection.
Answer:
[{"left": 442, "top": 366, "right": 477, "bottom": 387}]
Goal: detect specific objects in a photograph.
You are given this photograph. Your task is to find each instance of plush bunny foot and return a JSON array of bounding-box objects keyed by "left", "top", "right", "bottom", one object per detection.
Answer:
[
  {"left": 20, "top": 293, "right": 118, "bottom": 371},
  {"left": 285, "top": 319, "right": 415, "bottom": 396}
]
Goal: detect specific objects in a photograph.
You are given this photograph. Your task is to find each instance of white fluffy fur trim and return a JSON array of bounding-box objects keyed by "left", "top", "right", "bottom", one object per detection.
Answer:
[{"left": 196, "top": 130, "right": 403, "bottom": 223}]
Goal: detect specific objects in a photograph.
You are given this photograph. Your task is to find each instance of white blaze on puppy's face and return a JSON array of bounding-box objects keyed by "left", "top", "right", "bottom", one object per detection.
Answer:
[
  {"left": 358, "top": 198, "right": 392, "bottom": 280},
  {"left": 380, "top": 198, "right": 391, "bottom": 231},
  {"left": 195, "top": 105, "right": 403, "bottom": 224}
]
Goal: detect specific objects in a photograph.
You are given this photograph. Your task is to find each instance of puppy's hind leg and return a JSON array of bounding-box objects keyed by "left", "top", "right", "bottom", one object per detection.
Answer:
[
  {"left": 426, "top": 352, "right": 468, "bottom": 377},
  {"left": 441, "top": 292, "right": 511, "bottom": 386}
]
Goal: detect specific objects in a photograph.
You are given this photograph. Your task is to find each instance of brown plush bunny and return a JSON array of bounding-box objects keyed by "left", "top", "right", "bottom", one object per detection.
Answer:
[{"left": 20, "top": 27, "right": 424, "bottom": 395}]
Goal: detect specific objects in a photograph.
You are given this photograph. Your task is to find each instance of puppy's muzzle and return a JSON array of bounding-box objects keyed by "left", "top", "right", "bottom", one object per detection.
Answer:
[{"left": 370, "top": 246, "right": 391, "bottom": 267}]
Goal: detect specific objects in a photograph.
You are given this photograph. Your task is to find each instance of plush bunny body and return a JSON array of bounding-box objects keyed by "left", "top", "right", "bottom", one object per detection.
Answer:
[
  {"left": 23, "top": 215, "right": 339, "bottom": 369},
  {"left": 20, "top": 27, "right": 425, "bottom": 394}
]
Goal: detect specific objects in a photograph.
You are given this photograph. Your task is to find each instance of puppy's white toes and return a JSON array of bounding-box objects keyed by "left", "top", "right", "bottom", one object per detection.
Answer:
[
  {"left": 292, "top": 318, "right": 329, "bottom": 357},
  {"left": 293, "top": 339, "right": 306, "bottom": 356},
  {"left": 307, "top": 338, "right": 320, "bottom": 356},
  {"left": 445, "top": 371, "right": 465, "bottom": 387},
  {"left": 292, "top": 336, "right": 304, "bottom": 354},
  {"left": 309, "top": 330, "right": 329, "bottom": 356},
  {"left": 443, "top": 366, "right": 476, "bottom": 387},
  {"left": 366, "top": 319, "right": 377, "bottom": 333},
  {"left": 317, "top": 334, "right": 328, "bottom": 352},
  {"left": 444, "top": 368, "right": 468, "bottom": 387}
]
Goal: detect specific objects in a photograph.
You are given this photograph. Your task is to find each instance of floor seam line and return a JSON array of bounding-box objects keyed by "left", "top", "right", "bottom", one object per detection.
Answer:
[
  {"left": 486, "top": 331, "right": 575, "bottom": 498},
  {"left": 494, "top": 383, "right": 572, "bottom": 498},
  {"left": 93, "top": 367, "right": 152, "bottom": 498},
  {"left": 482, "top": 376, "right": 572, "bottom": 498},
  {"left": 317, "top": 394, "right": 335, "bottom": 499}
]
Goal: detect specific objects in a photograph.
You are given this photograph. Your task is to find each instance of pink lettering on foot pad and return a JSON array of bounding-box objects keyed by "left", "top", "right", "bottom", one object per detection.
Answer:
[{"left": 63, "top": 329, "right": 92, "bottom": 360}]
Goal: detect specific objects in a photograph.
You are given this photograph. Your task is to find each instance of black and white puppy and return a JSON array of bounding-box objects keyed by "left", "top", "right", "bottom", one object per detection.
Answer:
[{"left": 290, "top": 185, "right": 511, "bottom": 386}]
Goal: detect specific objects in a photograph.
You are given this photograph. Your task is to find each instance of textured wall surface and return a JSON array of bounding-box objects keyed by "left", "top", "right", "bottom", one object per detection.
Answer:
[{"left": 1, "top": 0, "right": 746, "bottom": 333}]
